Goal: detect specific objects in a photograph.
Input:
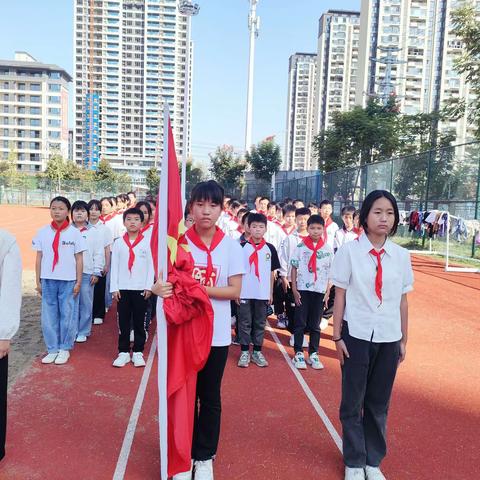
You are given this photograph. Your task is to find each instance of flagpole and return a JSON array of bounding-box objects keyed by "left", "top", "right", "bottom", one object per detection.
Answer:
[{"left": 157, "top": 102, "right": 170, "bottom": 480}]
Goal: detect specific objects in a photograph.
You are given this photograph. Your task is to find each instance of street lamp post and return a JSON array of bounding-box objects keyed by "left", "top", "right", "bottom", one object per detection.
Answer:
[
  {"left": 178, "top": 0, "right": 200, "bottom": 205},
  {"left": 245, "top": 0, "right": 260, "bottom": 153}
]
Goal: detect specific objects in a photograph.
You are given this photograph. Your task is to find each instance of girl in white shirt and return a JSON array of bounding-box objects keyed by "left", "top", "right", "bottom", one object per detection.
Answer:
[
  {"left": 154, "top": 180, "right": 245, "bottom": 480},
  {"left": 330, "top": 190, "right": 414, "bottom": 480}
]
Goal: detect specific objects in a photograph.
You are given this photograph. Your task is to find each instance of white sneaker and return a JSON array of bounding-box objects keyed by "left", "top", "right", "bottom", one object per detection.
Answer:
[
  {"left": 113, "top": 352, "right": 131, "bottom": 367},
  {"left": 54, "top": 350, "right": 70, "bottom": 365},
  {"left": 75, "top": 335, "right": 87, "bottom": 343},
  {"left": 130, "top": 330, "right": 134, "bottom": 343},
  {"left": 307, "top": 352, "right": 324, "bottom": 370},
  {"left": 292, "top": 351, "right": 307, "bottom": 370},
  {"left": 132, "top": 352, "right": 146, "bottom": 368},
  {"left": 237, "top": 351, "right": 250, "bottom": 368},
  {"left": 320, "top": 317, "right": 329, "bottom": 330},
  {"left": 194, "top": 459, "right": 213, "bottom": 480},
  {"left": 41, "top": 353, "right": 58, "bottom": 364},
  {"left": 93, "top": 317, "right": 103, "bottom": 325},
  {"left": 345, "top": 467, "right": 366, "bottom": 480},
  {"left": 365, "top": 466, "right": 386, "bottom": 480},
  {"left": 172, "top": 461, "right": 193, "bottom": 480}
]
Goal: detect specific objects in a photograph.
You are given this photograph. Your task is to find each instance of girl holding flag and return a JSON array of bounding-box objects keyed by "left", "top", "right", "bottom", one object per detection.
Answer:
[{"left": 330, "top": 190, "right": 414, "bottom": 480}]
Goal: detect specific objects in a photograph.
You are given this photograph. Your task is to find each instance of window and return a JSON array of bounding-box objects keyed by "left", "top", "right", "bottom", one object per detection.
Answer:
[
  {"left": 48, "top": 84, "right": 61, "bottom": 92},
  {"left": 49, "top": 72, "right": 61, "bottom": 79},
  {"left": 30, "top": 95, "right": 41, "bottom": 103},
  {"left": 48, "top": 131, "right": 60, "bottom": 139},
  {"left": 48, "top": 119, "right": 61, "bottom": 127},
  {"left": 30, "top": 107, "right": 41, "bottom": 115},
  {"left": 30, "top": 83, "right": 41, "bottom": 91},
  {"left": 48, "top": 96, "right": 61, "bottom": 104},
  {"left": 48, "top": 108, "right": 61, "bottom": 115}
]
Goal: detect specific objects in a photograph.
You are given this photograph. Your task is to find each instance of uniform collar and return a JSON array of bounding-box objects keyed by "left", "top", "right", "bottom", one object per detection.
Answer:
[{"left": 358, "top": 232, "right": 393, "bottom": 256}]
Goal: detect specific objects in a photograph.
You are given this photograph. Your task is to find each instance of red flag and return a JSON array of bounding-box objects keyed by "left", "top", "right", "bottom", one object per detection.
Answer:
[{"left": 152, "top": 112, "right": 214, "bottom": 479}]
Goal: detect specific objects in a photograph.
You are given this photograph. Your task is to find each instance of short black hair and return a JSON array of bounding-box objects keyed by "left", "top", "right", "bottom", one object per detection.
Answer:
[
  {"left": 136, "top": 200, "right": 152, "bottom": 221},
  {"left": 190, "top": 180, "right": 224, "bottom": 206},
  {"left": 293, "top": 198, "right": 303, "bottom": 205},
  {"left": 341, "top": 205, "right": 356, "bottom": 216},
  {"left": 282, "top": 204, "right": 296, "bottom": 216},
  {"left": 307, "top": 214, "right": 324, "bottom": 227},
  {"left": 248, "top": 212, "right": 267, "bottom": 227},
  {"left": 110, "top": 196, "right": 117, "bottom": 205},
  {"left": 123, "top": 207, "right": 144, "bottom": 223},
  {"left": 319, "top": 199, "right": 332, "bottom": 207},
  {"left": 295, "top": 207, "right": 311, "bottom": 217},
  {"left": 260, "top": 196, "right": 270, "bottom": 203},
  {"left": 50, "top": 196, "right": 71, "bottom": 211},
  {"left": 284, "top": 197, "right": 293, "bottom": 204},
  {"left": 307, "top": 202, "right": 318, "bottom": 209},
  {"left": 127, "top": 191, "right": 136, "bottom": 198},
  {"left": 359, "top": 190, "right": 400, "bottom": 236},
  {"left": 71, "top": 200, "right": 89, "bottom": 213},
  {"left": 239, "top": 210, "right": 250, "bottom": 224},
  {"left": 100, "top": 197, "right": 113, "bottom": 206},
  {"left": 87, "top": 199, "right": 102, "bottom": 212},
  {"left": 230, "top": 200, "right": 241, "bottom": 210},
  {"left": 354, "top": 209, "right": 360, "bottom": 219}
]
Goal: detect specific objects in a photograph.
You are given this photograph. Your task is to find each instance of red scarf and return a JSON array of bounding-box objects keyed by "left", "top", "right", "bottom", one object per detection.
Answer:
[
  {"left": 100, "top": 212, "right": 116, "bottom": 224},
  {"left": 283, "top": 225, "right": 295, "bottom": 235},
  {"left": 369, "top": 248, "right": 385, "bottom": 303},
  {"left": 51, "top": 220, "right": 70, "bottom": 271},
  {"left": 248, "top": 239, "right": 266, "bottom": 280},
  {"left": 185, "top": 226, "right": 225, "bottom": 286},
  {"left": 123, "top": 232, "right": 144, "bottom": 272},
  {"left": 79, "top": 226, "right": 88, "bottom": 233},
  {"left": 141, "top": 223, "right": 152, "bottom": 234},
  {"left": 303, "top": 236, "right": 325, "bottom": 281}
]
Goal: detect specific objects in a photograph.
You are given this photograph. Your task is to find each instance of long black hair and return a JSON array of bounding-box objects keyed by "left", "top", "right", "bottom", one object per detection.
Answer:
[{"left": 359, "top": 190, "right": 400, "bottom": 236}]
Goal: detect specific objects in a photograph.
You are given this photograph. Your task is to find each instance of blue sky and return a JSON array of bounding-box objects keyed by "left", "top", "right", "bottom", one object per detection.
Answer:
[{"left": 0, "top": 0, "right": 360, "bottom": 167}]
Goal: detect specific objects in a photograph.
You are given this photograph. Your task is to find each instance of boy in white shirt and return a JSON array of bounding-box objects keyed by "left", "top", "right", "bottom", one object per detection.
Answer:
[
  {"left": 290, "top": 215, "right": 333, "bottom": 370},
  {"left": 71, "top": 201, "right": 105, "bottom": 342},
  {"left": 110, "top": 208, "right": 154, "bottom": 368},
  {"left": 334, "top": 205, "right": 360, "bottom": 252},
  {"left": 237, "top": 213, "right": 280, "bottom": 368}
]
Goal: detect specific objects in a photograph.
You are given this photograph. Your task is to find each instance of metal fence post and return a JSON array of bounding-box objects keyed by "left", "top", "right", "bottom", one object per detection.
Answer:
[
  {"left": 475, "top": 152, "right": 480, "bottom": 220},
  {"left": 389, "top": 158, "right": 394, "bottom": 192}
]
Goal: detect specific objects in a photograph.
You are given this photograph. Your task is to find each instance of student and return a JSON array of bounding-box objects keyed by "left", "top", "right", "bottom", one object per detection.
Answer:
[
  {"left": 0, "top": 229, "right": 22, "bottom": 462},
  {"left": 238, "top": 210, "right": 251, "bottom": 243},
  {"left": 330, "top": 190, "right": 413, "bottom": 480},
  {"left": 293, "top": 199, "right": 304, "bottom": 209},
  {"left": 353, "top": 209, "right": 362, "bottom": 231},
  {"left": 71, "top": 201, "right": 104, "bottom": 342},
  {"left": 110, "top": 207, "right": 154, "bottom": 368},
  {"left": 334, "top": 206, "right": 360, "bottom": 252},
  {"left": 127, "top": 191, "right": 137, "bottom": 207},
  {"left": 88, "top": 199, "right": 114, "bottom": 325},
  {"left": 258, "top": 196, "right": 269, "bottom": 215},
  {"left": 281, "top": 204, "right": 297, "bottom": 235},
  {"left": 278, "top": 207, "right": 310, "bottom": 338},
  {"left": 33, "top": 197, "right": 86, "bottom": 365},
  {"left": 290, "top": 215, "right": 333, "bottom": 370},
  {"left": 308, "top": 202, "right": 319, "bottom": 215},
  {"left": 154, "top": 180, "right": 245, "bottom": 480},
  {"left": 319, "top": 199, "right": 339, "bottom": 248},
  {"left": 224, "top": 200, "right": 242, "bottom": 240},
  {"left": 237, "top": 213, "right": 280, "bottom": 368}
]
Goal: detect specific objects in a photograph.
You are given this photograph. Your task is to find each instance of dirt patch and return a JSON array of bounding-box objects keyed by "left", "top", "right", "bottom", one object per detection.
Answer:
[{"left": 8, "top": 270, "right": 44, "bottom": 387}]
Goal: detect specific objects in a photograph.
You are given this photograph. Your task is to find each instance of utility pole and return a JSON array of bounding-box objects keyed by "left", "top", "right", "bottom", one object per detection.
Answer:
[
  {"left": 245, "top": 0, "right": 260, "bottom": 153},
  {"left": 178, "top": 1, "right": 200, "bottom": 205}
]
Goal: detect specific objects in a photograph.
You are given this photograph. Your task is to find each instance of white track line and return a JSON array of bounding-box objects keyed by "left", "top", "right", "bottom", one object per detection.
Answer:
[
  {"left": 267, "top": 322, "right": 343, "bottom": 452},
  {"left": 112, "top": 335, "right": 157, "bottom": 480}
]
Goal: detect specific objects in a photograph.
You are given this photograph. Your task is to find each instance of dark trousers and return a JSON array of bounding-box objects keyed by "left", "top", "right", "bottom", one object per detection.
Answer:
[
  {"left": 284, "top": 282, "right": 296, "bottom": 333},
  {"left": 293, "top": 290, "right": 324, "bottom": 354},
  {"left": 237, "top": 299, "right": 268, "bottom": 351},
  {"left": 92, "top": 274, "right": 106, "bottom": 320},
  {"left": 117, "top": 290, "right": 147, "bottom": 353},
  {"left": 273, "top": 276, "right": 285, "bottom": 315},
  {"left": 192, "top": 346, "right": 229, "bottom": 461},
  {"left": 0, "top": 356, "right": 7, "bottom": 461},
  {"left": 340, "top": 322, "right": 400, "bottom": 468},
  {"left": 323, "top": 285, "right": 335, "bottom": 319}
]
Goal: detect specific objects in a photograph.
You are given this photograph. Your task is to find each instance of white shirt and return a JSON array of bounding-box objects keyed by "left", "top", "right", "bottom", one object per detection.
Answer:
[
  {"left": 324, "top": 221, "right": 339, "bottom": 249},
  {"left": 278, "top": 231, "right": 308, "bottom": 280},
  {"left": 110, "top": 235, "right": 154, "bottom": 292},
  {"left": 186, "top": 234, "right": 246, "bottom": 347},
  {"left": 240, "top": 240, "right": 280, "bottom": 300},
  {"left": 32, "top": 224, "right": 87, "bottom": 281},
  {"left": 330, "top": 233, "right": 414, "bottom": 343},
  {"left": 103, "top": 214, "right": 123, "bottom": 240},
  {"left": 225, "top": 219, "right": 242, "bottom": 240},
  {"left": 75, "top": 225, "right": 105, "bottom": 276},
  {"left": 333, "top": 227, "right": 359, "bottom": 252},
  {"left": 91, "top": 221, "right": 114, "bottom": 248},
  {"left": 290, "top": 241, "right": 333, "bottom": 293},
  {"left": 265, "top": 220, "right": 287, "bottom": 250}
]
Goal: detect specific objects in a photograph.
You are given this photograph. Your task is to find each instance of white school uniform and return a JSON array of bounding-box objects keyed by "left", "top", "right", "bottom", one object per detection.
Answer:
[
  {"left": 91, "top": 221, "right": 114, "bottom": 249},
  {"left": 278, "top": 231, "right": 307, "bottom": 281},
  {"left": 186, "top": 235, "right": 246, "bottom": 347},
  {"left": 329, "top": 233, "right": 414, "bottom": 343},
  {"left": 290, "top": 241, "right": 334, "bottom": 294},
  {"left": 324, "top": 221, "right": 339, "bottom": 249},
  {"left": 110, "top": 235, "right": 154, "bottom": 292},
  {"left": 333, "top": 227, "right": 359, "bottom": 251},
  {"left": 225, "top": 218, "right": 242, "bottom": 240},
  {"left": 32, "top": 225, "right": 87, "bottom": 281},
  {"left": 76, "top": 225, "right": 105, "bottom": 276},
  {"left": 265, "top": 220, "right": 287, "bottom": 251}
]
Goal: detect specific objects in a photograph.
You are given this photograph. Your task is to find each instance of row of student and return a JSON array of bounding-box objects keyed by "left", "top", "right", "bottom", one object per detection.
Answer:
[{"left": 32, "top": 193, "right": 160, "bottom": 367}]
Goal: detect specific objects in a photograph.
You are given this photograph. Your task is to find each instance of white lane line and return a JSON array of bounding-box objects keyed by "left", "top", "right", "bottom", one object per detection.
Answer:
[
  {"left": 267, "top": 322, "right": 343, "bottom": 452},
  {"left": 112, "top": 335, "right": 157, "bottom": 480}
]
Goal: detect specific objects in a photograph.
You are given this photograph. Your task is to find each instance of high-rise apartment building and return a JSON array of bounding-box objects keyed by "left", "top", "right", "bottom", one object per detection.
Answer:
[
  {"left": 0, "top": 52, "right": 71, "bottom": 172},
  {"left": 73, "top": 0, "right": 191, "bottom": 185},
  {"left": 284, "top": 53, "right": 317, "bottom": 171},
  {"left": 314, "top": 10, "right": 360, "bottom": 133},
  {"left": 356, "top": 0, "right": 478, "bottom": 142}
]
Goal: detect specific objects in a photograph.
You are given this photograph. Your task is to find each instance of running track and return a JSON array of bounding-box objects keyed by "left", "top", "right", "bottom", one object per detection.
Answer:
[{"left": 0, "top": 205, "right": 479, "bottom": 479}]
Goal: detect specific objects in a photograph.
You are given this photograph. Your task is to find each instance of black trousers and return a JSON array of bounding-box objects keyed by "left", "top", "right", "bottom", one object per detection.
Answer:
[
  {"left": 92, "top": 274, "right": 106, "bottom": 320},
  {"left": 117, "top": 290, "right": 147, "bottom": 353},
  {"left": 192, "top": 346, "right": 229, "bottom": 461},
  {"left": 293, "top": 290, "right": 324, "bottom": 354},
  {"left": 340, "top": 322, "right": 400, "bottom": 468},
  {"left": 323, "top": 285, "right": 335, "bottom": 319},
  {"left": 273, "top": 276, "right": 285, "bottom": 315},
  {"left": 0, "top": 356, "right": 8, "bottom": 461}
]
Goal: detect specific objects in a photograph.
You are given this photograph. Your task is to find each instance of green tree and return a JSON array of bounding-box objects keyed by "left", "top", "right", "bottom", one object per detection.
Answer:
[
  {"left": 443, "top": 2, "right": 480, "bottom": 138},
  {"left": 246, "top": 140, "right": 282, "bottom": 182},
  {"left": 185, "top": 159, "right": 205, "bottom": 186},
  {"left": 209, "top": 145, "right": 246, "bottom": 190},
  {"left": 146, "top": 166, "right": 160, "bottom": 193},
  {"left": 0, "top": 147, "right": 22, "bottom": 190},
  {"left": 94, "top": 158, "right": 117, "bottom": 183},
  {"left": 44, "top": 151, "right": 68, "bottom": 190}
]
